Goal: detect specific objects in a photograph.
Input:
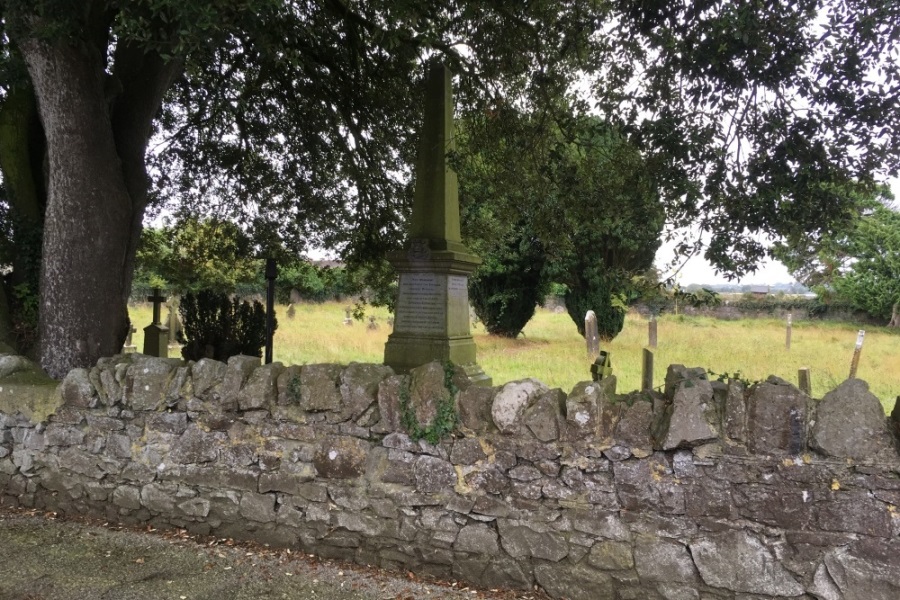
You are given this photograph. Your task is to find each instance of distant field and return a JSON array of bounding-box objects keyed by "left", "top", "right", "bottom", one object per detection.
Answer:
[{"left": 129, "top": 302, "right": 900, "bottom": 412}]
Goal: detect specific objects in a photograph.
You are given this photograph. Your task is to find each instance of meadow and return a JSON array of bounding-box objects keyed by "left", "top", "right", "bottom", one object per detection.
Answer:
[{"left": 129, "top": 302, "right": 900, "bottom": 412}]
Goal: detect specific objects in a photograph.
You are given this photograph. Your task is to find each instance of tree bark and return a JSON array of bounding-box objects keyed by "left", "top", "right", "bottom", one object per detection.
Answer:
[
  {"left": 889, "top": 301, "right": 899, "bottom": 328},
  {"left": 17, "top": 38, "right": 135, "bottom": 377},
  {"left": 11, "top": 7, "right": 184, "bottom": 378}
]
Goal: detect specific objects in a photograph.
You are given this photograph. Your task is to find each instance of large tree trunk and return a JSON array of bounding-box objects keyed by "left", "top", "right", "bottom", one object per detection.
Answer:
[
  {"left": 12, "top": 11, "right": 183, "bottom": 378},
  {"left": 18, "top": 39, "right": 135, "bottom": 378},
  {"left": 889, "top": 301, "right": 899, "bottom": 328}
]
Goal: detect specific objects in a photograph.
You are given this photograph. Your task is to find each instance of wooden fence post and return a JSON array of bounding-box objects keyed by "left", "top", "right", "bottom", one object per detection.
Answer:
[{"left": 849, "top": 330, "right": 865, "bottom": 379}]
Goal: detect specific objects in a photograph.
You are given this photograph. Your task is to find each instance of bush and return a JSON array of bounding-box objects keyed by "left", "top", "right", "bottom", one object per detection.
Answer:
[
  {"left": 565, "top": 274, "right": 625, "bottom": 341},
  {"left": 470, "top": 231, "right": 548, "bottom": 338},
  {"left": 177, "top": 290, "right": 274, "bottom": 361}
]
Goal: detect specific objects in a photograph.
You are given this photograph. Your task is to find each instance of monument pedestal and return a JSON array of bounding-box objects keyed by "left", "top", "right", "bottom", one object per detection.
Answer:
[
  {"left": 384, "top": 246, "right": 491, "bottom": 385},
  {"left": 143, "top": 324, "right": 169, "bottom": 358}
]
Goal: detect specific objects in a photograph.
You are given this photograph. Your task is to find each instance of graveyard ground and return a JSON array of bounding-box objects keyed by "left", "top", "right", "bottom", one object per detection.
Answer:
[{"left": 129, "top": 303, "right": 900, "bottom": 412}]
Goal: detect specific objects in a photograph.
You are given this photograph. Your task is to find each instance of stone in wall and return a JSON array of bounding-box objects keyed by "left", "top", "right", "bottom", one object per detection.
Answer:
[
  {"left": 812, "top": 541, "right": 900, "bottom": 600},
  {"left": 237, "top": 361, "right": 282, "bottom": 411},
  {"left": 220, "top": 355, "right": 261, "bottom": 410},
  {"left": 275, "top": 365, "right": 301, "bottom": 406},
  {"left": 191, "top": 358, "right": 227, "bottom": 403},
  {"left": 406, "top": 361, "right": 451, "bottom": 429},
  {"left": 59, "top": 368, "right": 96, "bottom": 408},
  {"left": 126, "top": 356, "right": 182, "bottom": 411},
  {"left": 0, "top": 354, "right": 34, "bottom": 378},
  {"left": 522, "top": 388, "right": 566, "bottom": 442},
  {"left": 564, "top": 377, "right": 616, "bottom": 443},
  {"left": 491, "top": 379, "right": 548, "bottom": 435},
  {"left": 747, "top": 375, "right": 808, "bottom": 455},
  {"left": 690, "top": 530, "right": 804, "bottom": 596},
  {"left": 613, "top": 398, "right": 654, "bottom": 459},
  {"left": 810, "top": 378, "right": 898, "bottom": 462},
  {"left": 655, "top": 365, "right": 718, "bottom": 451},
  {"left": 456, "top": 384, "right": 496, "bottom": 434},
  {"left": 373, "top": 374, "right": 408, "bottom": 434},
  {"left": 298, "top": 363, "right": 342, "bottom": 412},
  {"left": 313, "top": 435, "right": 370, "bottom": 479},
  {"left": 722, "top": 379, "right": 747, "bottom": 445},
  {"left": 339, "top": 362, "right": 392, "bottom": 424},
  {"left": 93, "top": 359, "right": 123, "bottom": 407},
  {"left": 534, "top": 563, "right": 613, "bottom": 600},
  {"left": 633, "top": 535, "right": 698, "bottom": 584}
]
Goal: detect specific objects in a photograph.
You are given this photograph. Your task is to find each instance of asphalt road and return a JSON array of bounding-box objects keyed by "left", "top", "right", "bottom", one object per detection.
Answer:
[{"left": 0, "top": 507, "right": 546, "bottom": 600}]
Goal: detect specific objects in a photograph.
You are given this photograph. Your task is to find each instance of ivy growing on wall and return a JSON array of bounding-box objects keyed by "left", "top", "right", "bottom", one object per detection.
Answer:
[{"left": 399, "top": 361, "right": 460, "bottom": 445}]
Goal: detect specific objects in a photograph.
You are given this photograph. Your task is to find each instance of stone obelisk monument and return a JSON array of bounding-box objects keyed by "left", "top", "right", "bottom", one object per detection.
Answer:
[{"left": 383, "top": 64, "right": 490, "bottom": 385}]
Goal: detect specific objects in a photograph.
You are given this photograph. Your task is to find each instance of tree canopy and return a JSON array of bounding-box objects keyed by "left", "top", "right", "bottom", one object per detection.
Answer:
[
  {"left": 775, "top": 187, "right": 900, "bottom": 326},
  {"left": 0, "top": 0, "right": 898, "bottom": 375},
  {"left": 459, "top": 112, "right": 662, "bottom": 339}
]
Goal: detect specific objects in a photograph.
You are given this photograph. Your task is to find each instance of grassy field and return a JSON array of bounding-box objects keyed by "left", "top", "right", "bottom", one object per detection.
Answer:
[{"left": 129, "top": 302, "right": 900, "bottom": 411}]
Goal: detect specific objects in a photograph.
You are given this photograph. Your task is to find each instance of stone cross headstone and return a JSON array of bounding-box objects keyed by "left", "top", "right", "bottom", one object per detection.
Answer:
[
  {"left": 143, "top": 288, "right": 169, "bottom": 358},
  {"left": 585, "top": 310, "right": 599, "bottom": 358},
  {"left": 383, "top": 63, "right": 490, "bottom": 385},
  {"left": 148, "top": 289, "right": 166, "bottom": 324}
]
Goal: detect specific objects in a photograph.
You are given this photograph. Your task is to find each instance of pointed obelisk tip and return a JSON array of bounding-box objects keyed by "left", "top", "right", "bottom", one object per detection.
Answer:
[{"left": 409, "top": 62, "right": 463, "bottom": 250}]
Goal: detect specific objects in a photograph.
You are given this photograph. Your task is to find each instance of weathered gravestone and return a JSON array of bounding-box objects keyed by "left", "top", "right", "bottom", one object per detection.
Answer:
[
  {"left": 166, "top": 297, "right": 182, "bottom": 347},
  {"left": 122, "top": 324, "right": 137, "bottom": 353},
  {"left": 143, "top": 288, "right": 169, "bottom": 358},
  {"left": 648, "top": 313, "right": 658, "bottom": 348},
  {"left": 585, "top": 310, "right": 599, "bottom": 358},
  {"left": 383, "top": 63, "right": 490, "bottom": 385}
]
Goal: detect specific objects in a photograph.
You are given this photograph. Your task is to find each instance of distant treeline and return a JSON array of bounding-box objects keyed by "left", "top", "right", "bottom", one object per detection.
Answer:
[{"left": 131, "top": 261, "right": 362, "bottom": 305}]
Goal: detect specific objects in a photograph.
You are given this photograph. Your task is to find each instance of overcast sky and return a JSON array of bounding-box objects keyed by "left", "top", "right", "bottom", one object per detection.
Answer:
[{"left": 655, "top": 177, "right": 900, "bottom": 286}]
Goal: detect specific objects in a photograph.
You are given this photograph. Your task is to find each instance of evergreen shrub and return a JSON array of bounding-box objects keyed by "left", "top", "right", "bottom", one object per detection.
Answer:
[
  {"left": 177, "top": 290, "right": 274, "bottom": 361},
  {"left": 469, "top": 232, "right": 547, "bottom": 338}
]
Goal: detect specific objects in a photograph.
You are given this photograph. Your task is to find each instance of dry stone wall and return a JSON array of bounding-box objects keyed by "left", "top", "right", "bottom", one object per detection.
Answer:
[{"left": 1, "top": 353, "right": 900, "bottom": 600}]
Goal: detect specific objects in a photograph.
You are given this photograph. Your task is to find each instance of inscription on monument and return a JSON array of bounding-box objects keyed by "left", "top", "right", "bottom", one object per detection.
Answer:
[
  {"left": 448, "top": 275, "right": 467, "bottom": 298},
  {"left": 394, "top": 273, "right": 447, "bottom": 334}
]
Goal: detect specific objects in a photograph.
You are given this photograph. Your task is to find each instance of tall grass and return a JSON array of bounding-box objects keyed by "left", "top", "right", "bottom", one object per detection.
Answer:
[{"left": 128, "top": 302, "right": 900, "bottom": 412}]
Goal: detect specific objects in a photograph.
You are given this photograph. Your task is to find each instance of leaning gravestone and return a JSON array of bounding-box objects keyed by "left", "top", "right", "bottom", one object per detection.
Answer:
[{"left": 383, "top": 63, "right": 490, "bottom": 385}]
